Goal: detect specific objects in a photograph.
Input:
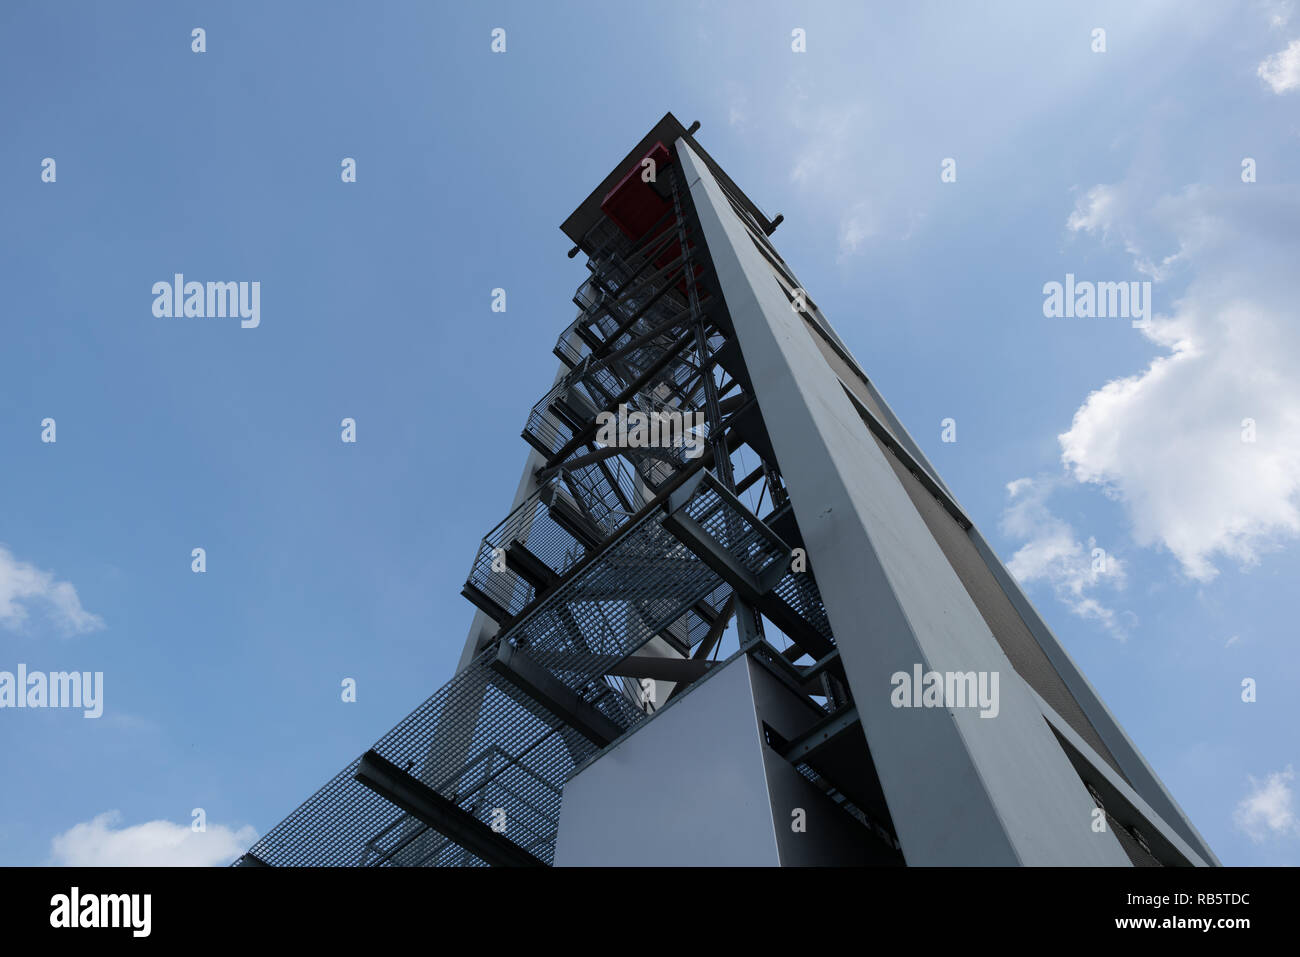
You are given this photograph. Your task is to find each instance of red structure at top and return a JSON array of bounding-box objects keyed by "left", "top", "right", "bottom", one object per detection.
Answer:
[{"left": 599, "top": 142, "right": 672, "bottom": 240}]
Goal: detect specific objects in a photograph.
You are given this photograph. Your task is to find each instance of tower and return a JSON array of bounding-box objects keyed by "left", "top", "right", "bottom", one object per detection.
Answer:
[{"left": 238, "top": 113, "right": 1217, "bottom": 867}]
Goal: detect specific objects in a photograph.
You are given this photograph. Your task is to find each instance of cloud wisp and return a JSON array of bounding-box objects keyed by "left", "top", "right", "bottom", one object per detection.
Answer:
[
  {"left": 1234, "top": 766, "right": 1300, "bottom": 842},
  {"left": 0, "top": 544, "right": 104, "bottom": 636},
  {"left": 1000, "top": 476, "right": 1132, "bottom": 639}
]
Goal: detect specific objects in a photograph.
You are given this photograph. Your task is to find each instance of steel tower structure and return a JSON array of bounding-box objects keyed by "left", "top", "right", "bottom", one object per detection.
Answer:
[{"left": 238, "top": 113, "right": 1218, "bottom": 867}]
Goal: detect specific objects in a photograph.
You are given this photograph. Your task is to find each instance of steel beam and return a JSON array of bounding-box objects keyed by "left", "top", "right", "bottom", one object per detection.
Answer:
[
  {"left": 354, "top": 750, "right": 545, "bottom": 868},
  {"left": 491, "top": 643, "right": 622, "bottom": 747},
  {"left": 527, "top": 652, "right": 717, "bottom": 684},
  {"left": 776, "top": 705, "right": 860, "bottom": 765},
  {"left": 1029, "top": 688, "right": 1210, "bottom": 867},
  {"left": 679, "top": 137, "right": 1130, "bottom": 866},
  {"left": 661, "top": 473, "right": 835, "bottom": 660}
]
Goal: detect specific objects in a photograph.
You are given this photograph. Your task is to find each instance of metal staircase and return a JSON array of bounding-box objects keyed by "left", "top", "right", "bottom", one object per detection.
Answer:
[{"left": 237, "top": 143, "right": 851, "bottom": 869}]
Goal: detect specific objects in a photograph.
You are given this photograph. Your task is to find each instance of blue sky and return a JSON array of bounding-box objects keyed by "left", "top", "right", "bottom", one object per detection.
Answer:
[{"left": 1, "top": 0, "right": 1298, "bottom": 866}]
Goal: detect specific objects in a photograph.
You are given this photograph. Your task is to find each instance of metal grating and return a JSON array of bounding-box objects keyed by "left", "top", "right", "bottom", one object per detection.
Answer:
[
  {"left": 504, "top": 512, "right": 728, "bottom": 729},
  {"left": 244, "top": 472, "right": 786, "bottom": 867},
  {"left": 523, "top": 335, "right": 702, "bottom": 460},
  {"left": 679, "top": 476, "right": 789, "bottom": 581},
  {"left": 465, "top": 478, "right": 590, "bottom": 620},
  {"left": 525, "top": 188, "right": 704, "bottom": 465},
  {"left": 244, "top": 653, "right": 590, "bottom": 866},
  {"left": 771, "top": 566, "right": 834, "bottom": 650}
]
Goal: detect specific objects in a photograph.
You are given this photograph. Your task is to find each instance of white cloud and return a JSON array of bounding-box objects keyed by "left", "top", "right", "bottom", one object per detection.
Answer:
[
  {"left": 0, "top": 544, "right": 104, "bottom": 636},
  {"left": 1234, "top": 766, "right": 1300, "bottom": 842},
  {"left": 1259, "top": 38, "right": 1300, "bottom": 92},
  {"left": 723, "top": 80, "right": 749, "bottom": 130},
  {"left": 778, "top": 99, "right": 907, "bottom": 258},
  {"left": 1066, "top": 184, "right": 1120, "bottom": 235},
  {"left": 1067, "top": 184, "right": 1182, "bottom": 280},
  {"left": 49, "top": 811, "right": 257, "bottom": 867},
  {"left": 837, "top": 201, "right": 877, "bottom": 260},
  {"left": 788, "top": 103, "right": 862, "bottom": 188},
  {"left": 1259, "top": 0, "right": 1294, "bottom": 29},
  {"left": 1060, "top": 185, "right": 1300, "bottom": 581},
  {"left": 1000, "top": 476, "right": 1131, "bottom": 638}
]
